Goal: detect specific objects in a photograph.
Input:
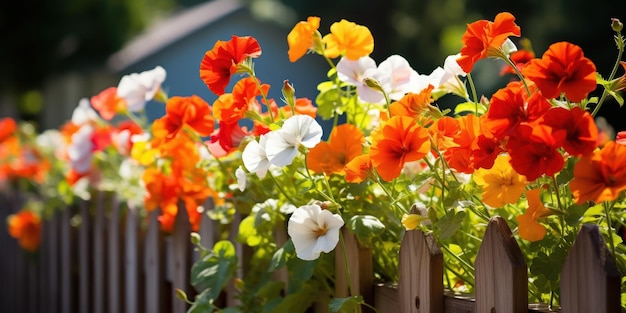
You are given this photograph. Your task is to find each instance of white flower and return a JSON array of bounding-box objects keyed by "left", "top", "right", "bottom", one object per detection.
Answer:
[
  {"left": 265, "top": 115, "right": 323, "bottom": 167},
  {"left": 117, "top": 66, "right": 167, "bottom": 112},
  {"left": 501, "top": 38, "right": 518, "bottom": 55},
  {"left": 336, "top": 56, "right": 377, "bottom": 85},
  {"left": 71, "top": 98, "right": 99, "bottom": 125},
  {"left": 287, "top": 204, "right": 344, "bottom": 261},
  {"left": 67, "top": 124, "right": 94, "bottom": 174},
  {"left": 428, "top": 53, "right": 468, "bottom": 98},
  {"left": 235, "top": 166, "right": 247, "bottom": 192},
  {"left": 242, "top": 134, "right": 271, "bottom": 178}
]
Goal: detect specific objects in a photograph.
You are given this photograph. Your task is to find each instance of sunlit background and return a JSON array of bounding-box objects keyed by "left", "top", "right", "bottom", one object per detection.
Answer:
[{"left": 2, "top": 0, "right": 625, "bottom": 133}]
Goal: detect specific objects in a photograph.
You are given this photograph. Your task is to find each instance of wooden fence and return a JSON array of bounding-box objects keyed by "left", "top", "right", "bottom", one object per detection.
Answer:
[{"left": 0, "top": 191, "right": 622, "bottom": 313}]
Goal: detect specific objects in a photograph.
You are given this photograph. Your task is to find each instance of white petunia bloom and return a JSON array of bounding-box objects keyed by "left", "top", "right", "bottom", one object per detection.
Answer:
[
  {"left": 264, "top": 115, "right": 323, "bottom": 167},
  {"left": 287, "top": 204, "right": 344, "bottom": 261},
  {"left": 336, "top": 56, "right": 384, "bottom": 104},
  {"left": 72, "top": 98, "right": 99, "bottom": 125},
  {"left": 235, "top": 166, "right": 247, "bottom": 192},
  {"left": 428, "top": 53, "right": 469, "bottom": 98},
  {"left": 117, "top": 66, "right": 167, "bottom": 112},
  {"left": 376, "top": 55, "right": 430, "bottom": 100},
  {"left": 242, "top": 134, "right": 271, "bottom": 178},
  {"left": 67, "top": 124, "right": 94, "bottom": 174}
]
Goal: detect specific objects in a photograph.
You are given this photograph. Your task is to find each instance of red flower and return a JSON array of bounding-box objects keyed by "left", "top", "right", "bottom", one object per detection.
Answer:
[
  {"left": 200, "top": 36, "right": 262, "bottom": 95},
  {"left": 539, "top": 107, "right": 598, "bottom": 156},
  {"left": 483, "top": 81, "right": 550, "bottom": 140},
  {"left": 457, "top": 12, "right": 521, "bottom": 73},
  {"left": 522, "top": 42, "right": 597, "bottom": 102},
  {"left": 7, "top": 211, "right": 41, "bottom": 252},
  {"left": 500, "top": 49, "right": 535, "bottom": 76},
  {"left": 90, "top": 87, "right": 126, "bottom": 120},
  {"left": 506, "top": 124, "right": 565, "bottom": 181}
]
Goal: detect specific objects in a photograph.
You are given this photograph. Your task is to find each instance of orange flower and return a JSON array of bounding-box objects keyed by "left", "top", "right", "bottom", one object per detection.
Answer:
[
  {"left": 287, "top": 16, "right": 321, "bottom": 62},
  {"left": 282, "top": 97, "right": 317, "bottom": 118},
  {"left": 0, "top": 117, "right": 17, "bottom": 142},
  {"left": 200, "top": 35, "right": 262, "bottom": 95},
  {"left": 152, "top": 95, "right": 214, "bottom": 141},
  {"left": 389, "top": 85, "right": 436, "bottom": 120},
  {"left": 570, "top": 141, "right": 626, "bottom": 204},
  {"left": 307, "top": 124, "right": 364, "bottom": 175},
  {"left": 522, "top": 41, "right": 597, "bottom": 102},
  {"left": 142, "top": 167, "right": 180, "bottom": 212},
  {"left": 472, "top": 154, "right": 527, "bottom": 208},
  {"left": 483, "top": 81, "right": 550, "bottom": 140},
  {"left": 370, "top": 116, "right": 430, "bottom": 181},
  {"left": 90, "top": 87, "right": 127, "bottom": 120},
  {"left": 323, "top": 19, "right": 374, "bottom": 60},
  {"left": 344, "top": 154, "right": 374, "bottom": 183},
  {"left": 457, "top": 12, "right": 521, "bottom": 73},
  {"left": 617, "top": 131, "right": 626, "bottom": 145},
  {"left": 7, "top": 211, "right": 41, "bottom": 252},
  {"left": 213, "top": 77, "right": 269, "bottom": 124},
  {"left": 516, "top": 188, "right": 553, "bottom": 242}
]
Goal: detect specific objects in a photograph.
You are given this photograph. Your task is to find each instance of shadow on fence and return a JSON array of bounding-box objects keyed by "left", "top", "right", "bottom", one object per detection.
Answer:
[{"left": 0, "top": 191, "right": 621, "bottom": 313}]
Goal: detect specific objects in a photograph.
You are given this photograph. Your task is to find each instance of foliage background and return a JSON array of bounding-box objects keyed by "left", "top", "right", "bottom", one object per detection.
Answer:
[{"left": 1, "top": 0, "right": 625, "bottom": 130}]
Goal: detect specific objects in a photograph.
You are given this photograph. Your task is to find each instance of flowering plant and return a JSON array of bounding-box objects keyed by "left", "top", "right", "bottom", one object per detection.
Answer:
[{"left": 3, "top": 11, "right": 626, "bottom": 312}]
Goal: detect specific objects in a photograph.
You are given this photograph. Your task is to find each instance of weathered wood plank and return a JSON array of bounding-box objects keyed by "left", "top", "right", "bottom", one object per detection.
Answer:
[
  {"left": 48, "top": 210, "right": 59, "bottom": 313},
  {"left": 475, "top": 216, "right": 527, "bottom": 313},
  {"left": 93, "top": 193, "right": 107, "bottom": 313},
  {"left": 79, "top": 200, "right": 92, "bottom": 313},
  {"left": 171, "top": 204, "right": 191, "bottom": 313},
  {"left": 125, "top": 203, "right": 139, "bottom": 313},
  {"left": 145, "top": 209, "right": 165, "bottom": 313},
  {"left": 60, "top": 207, "right": 73, "bottom": 313},
  {"left": 397, "top": 229, "right": 443, "bottom": 313},
  {"left": 335, "top": 228, "right": 374, "bottom": 312},
  {"left": 108, "top": 195, "right": 121, "bottom": 313},
  {"left": 560, "top": 224, "right": 621, "bottom": 313}
]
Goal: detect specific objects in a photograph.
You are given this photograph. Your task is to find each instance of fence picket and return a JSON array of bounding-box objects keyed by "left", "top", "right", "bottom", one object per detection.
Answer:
[
  {"left": 145, "top": 209, "right": 165, "bottom": 313},
  {"left": 125, "top": 203, "right": 139, "bottom": 313},
  {"left": 560, "top": 224, "right": 621, "bottom": 313},
  {"left": 93, "top": 192, "right": 107, "bottom": 313},
  {"left": 475, "top": 216, "right": 528, "bottom": 313},
  {"left": 397, "top": 229, "right": 444, "bottom": 313},
  {"left": 171, "top": 204, "right": 191, "bottom": 313},
  {"left": 60, "top": 207, "right": 73, "bottom": 313},
  {"left": 108, "top": 195, "right": 121, "bottom": 313},
  {"left": 334, "top": 228, "right": 374, "bottom": 311},
  {"left": 79, "top": 200, "right": 92, "bottom": 313}
]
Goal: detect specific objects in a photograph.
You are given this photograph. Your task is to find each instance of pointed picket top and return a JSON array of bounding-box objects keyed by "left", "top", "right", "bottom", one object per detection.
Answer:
[
  {"left": 475, "top": 216, "right": 528, "bottom": 313},
  {"left": 397, "top": 204, "right": 443, "bottom": 313},
  {"left": 560, "top": 224, "right": 621, "bottom": 313}
]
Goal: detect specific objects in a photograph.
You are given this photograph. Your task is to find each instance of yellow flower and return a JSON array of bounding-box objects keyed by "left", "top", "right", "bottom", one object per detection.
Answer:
[
  {"left": 472, "top": 154, "right": 527, "bottom": 208},
  {"left": 322, "top": 19, "right": 374, "bottom": 60},
  {"left": 287, "top": 16, "right": 322, "bottom": 62},
  {"left": 401, "top": 213, "right": 427, "bottom": 230},
  {"left": 516, "top": 188, "right": 553, "bottom": 242}
]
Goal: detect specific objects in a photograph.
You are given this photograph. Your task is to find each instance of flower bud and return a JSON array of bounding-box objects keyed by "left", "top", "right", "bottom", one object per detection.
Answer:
[
  {"left": 612, "top": 18, "right": 623, "bottom": 32},
  {"left": 282, "top": 80, "right": 296, "bottom": 109}
]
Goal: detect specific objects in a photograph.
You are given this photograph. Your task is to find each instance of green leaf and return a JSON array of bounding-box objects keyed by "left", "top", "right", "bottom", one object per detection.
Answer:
[
  {"left": 190, "top": 240, "right": 238, "bottom": 302},
  {"left": 268, "top": 239, "right": 294, "bottom": 272},
  {"left": 316, "top": 86, "right": 342, "bottom": 120},
  {"left": 347, "top": 215, "right": 385, "bottom": 246},
  {"left": 453, "top": 101, "right": 487, "bottom": 115},
  {"left": 329, "top": 296, "right": 364, "bottom": 312},
  {"left": 434, "top": 210, "right": 466, "bottom": 240},
  {"left": 238, "top": 215, "right": 263, "bottom": 246}
]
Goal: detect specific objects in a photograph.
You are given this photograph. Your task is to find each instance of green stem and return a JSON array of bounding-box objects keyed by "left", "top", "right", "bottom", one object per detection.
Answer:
[
  {"left": 591, "top": 32, "right": 624, "bottom": 117},
  {"left": 504, "top": 56, "right": 531, "bottom": 96},
  {"left": 267, "top": 171, "right": 299, "bottom": 205},
  {"left": 604, "top": 201, "right": 617, "bottom": 257},
  {"left": 466, "top": 73, "right": 479, "bottom": 107}
]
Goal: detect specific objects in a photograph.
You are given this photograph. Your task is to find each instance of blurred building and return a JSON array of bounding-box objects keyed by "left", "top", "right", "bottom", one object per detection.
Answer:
[{"left": 39, "top": 0, "right": 328, "bottom": 129}]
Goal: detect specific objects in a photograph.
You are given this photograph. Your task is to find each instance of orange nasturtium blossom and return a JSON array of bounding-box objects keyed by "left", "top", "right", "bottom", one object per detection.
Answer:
[
  {"left": 369, "top": 116, "right": 430, "bottom": 182},
  {"left": 500, "top": 49, "right": 535, "bottom": 76},
  {"left": 344, "top": 154, "right": 374, "bottom": 183},
  {"left": 506, "top": 124, "right": 566, "bottom": 181},
  {"left": 7, "top": 210, "right": 42, "bottom": 252},
  {"left": 456, "top": 12, "right": 521, "bottom": 73},
  {"left": 90, "top": 87, "right": 127, "bottom": 120},
  {"left": 151, "top": 95, "right": 214, "bottom": 141},
  {"left": 516, "top": 188, "right": 553, "bottom": 242},
  {"left": 570, "top": 141, "right": 626, "bottom": 204},
  {"left": 0, "top": 117, "right": 17, "bottom": 142},
  {"left": 307, "top": 124, "right": 364, "bottom": 175},
  {"left": 522, "top": 41, "right": 597, "bottom": 102},
  {"left": 199, "top": 35, "right": 262, "bottom": 95},
  {"left": 482, "top": 81, "right": 550, "bottom": 140},
  {"left": 287, "top": 16, "right": 321, "bottom": 62},
  {"left": 389, "top": 85, "right": 436, "bottom": 121},
  {"left": 322, "top": 19, "right": 374, "bottom": 60},
  {"left": 472, "top": 154, "right": 527, "bottom": 208}
]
